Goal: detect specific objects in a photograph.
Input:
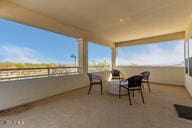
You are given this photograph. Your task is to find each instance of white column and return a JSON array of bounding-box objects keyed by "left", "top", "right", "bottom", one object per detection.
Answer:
[
  {"left": 78, "top": 38, "right": 88, "bottom": 74},
  {"left": 111, "top": 47, "right": 118, "bottom": 69}
]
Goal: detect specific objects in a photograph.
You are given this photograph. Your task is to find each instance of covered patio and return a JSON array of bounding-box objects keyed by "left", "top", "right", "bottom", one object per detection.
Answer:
[
  {"left": 0, "top": 0, "right": 192, "bottom": 127},
  {"left": 1, "top": 83, "right": 192, "bottom": 128}
]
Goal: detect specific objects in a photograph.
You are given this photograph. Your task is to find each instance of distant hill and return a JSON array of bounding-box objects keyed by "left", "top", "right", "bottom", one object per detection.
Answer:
[{"left": 0, "top": 62, "right": 58, "bottom": 69}]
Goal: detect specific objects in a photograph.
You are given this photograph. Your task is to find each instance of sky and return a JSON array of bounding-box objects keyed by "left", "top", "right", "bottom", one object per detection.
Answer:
[
  {"left": 88, "top": 42, "right": 111, "bottom": 65},
  {"left": 118, "top": 40, "right": 184, "bottom": 66},
  {"left": 0, "top": 18, "right": 184, "bottom": 66},
  {"left": 0, "top": 18, "right": 79, "bottom": 65}
]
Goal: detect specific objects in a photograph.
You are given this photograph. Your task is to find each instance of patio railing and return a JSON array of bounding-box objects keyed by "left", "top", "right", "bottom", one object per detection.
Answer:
[
  {"left": 0, "top": 66, "right": 80, "bottom": 81},
  {"left": 88, "top": 65, "right": 111, "bottom": 72}
]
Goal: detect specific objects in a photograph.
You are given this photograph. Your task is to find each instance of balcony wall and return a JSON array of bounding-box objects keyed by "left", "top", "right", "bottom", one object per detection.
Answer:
[
  {"left": 0, "top": 71, "right": 111, "bottom": 111},
  {"left": 114, "top": 66, "right": 185, "bottom": 86}
]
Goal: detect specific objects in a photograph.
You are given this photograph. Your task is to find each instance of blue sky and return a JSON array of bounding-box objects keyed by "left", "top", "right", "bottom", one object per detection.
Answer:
[
  {"left": 0, "top": 18, "right": 184, "bottom": 66},
  {"left": 88, "top": 42, "right": 111, "bottom": 64},
  {"left": 0, "top": 18, "right": 79, "bottom": 64}
]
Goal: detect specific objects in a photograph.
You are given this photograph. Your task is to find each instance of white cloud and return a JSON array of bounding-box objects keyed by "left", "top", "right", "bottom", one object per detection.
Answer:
[
  {"left": 118, "top": 42, "right": 184, "bottom": 66},
  {"left": 0, "top": 45, "right": 57, "bottom": 64},
  {"left": 89, "top": 57, "right": 111, "bottom": 65}
]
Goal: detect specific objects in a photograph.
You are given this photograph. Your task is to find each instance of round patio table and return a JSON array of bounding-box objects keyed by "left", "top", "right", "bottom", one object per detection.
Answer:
[{"left": 108, "top": 80, "right": 128, "bottom": 95}]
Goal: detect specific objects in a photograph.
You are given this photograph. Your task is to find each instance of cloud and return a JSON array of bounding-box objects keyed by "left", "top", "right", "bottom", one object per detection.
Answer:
[
  {"left": 89, "top": 57, "right": 111, "bottom": 65},
  {"left": 0, "top": 45, "right": 57, "bottom": 64},
  {"left": 118, "top": 42, "right": 184, "bottom": 66}
]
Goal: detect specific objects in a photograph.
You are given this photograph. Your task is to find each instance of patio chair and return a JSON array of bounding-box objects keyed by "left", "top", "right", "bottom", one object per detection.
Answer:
[
  {"left": 140, "top": 71, "right": 151, "bottom": 92},
  {"left": 111, "top": 69, "right": 124, "bottom": 80},
  {"left": 119, "top": 75, "right": 144, "bottom": 105},
  {"left": 87, "top": 73, "right": 103, "bottom": 95}
]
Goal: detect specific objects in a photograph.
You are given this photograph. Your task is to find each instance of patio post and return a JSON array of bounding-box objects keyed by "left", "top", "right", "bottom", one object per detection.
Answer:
[
  {"left": 78, "top": 38, "right": 88, "bottom": 74},
  {"left": 112, "top": 47, "right": 118, "bottom": 69}
]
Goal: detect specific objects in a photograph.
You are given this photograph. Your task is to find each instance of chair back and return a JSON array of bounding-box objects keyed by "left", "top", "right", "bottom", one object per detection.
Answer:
[
  {"left": 87, "top": 73, "right": 93, "bottom": 82},
  {"left": 111, "top": 69, "right": 120, "bottom": 77},
  {"left": 128, "top": 75, "right": 143, "bottom": 88},
  {"left": 140, "top": 71, "right": 150, "bottom": 81}
]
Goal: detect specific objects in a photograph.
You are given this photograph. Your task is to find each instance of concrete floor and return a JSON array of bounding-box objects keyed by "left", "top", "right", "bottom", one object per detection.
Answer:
[{"left": 0, "top": 83, "right": 192, "bottom": 128}]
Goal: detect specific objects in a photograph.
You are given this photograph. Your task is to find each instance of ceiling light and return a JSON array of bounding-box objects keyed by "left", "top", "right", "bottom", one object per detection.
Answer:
[{"left": 120, "top": 19, "right": 124, "bottom": 22}]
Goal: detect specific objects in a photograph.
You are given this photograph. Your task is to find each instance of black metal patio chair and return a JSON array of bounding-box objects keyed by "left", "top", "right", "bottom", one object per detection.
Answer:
[
  {"left": 87, "top": 73, "right": 103, "bottom": 95},
  {"left": 140, "top": 71, "right": 151, "bottom": 92},
  {"left": 111, "top": 69, "right": 124, "bottom": 80},
  {"left": 119, "top": 75, "right": 144, "bottom": 105}
]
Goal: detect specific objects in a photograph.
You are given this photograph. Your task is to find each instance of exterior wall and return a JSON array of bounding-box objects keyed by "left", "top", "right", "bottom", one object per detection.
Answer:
[
  {"left": 185, "top": 18, "right": 192, "bottom": 96},
  {"left": 114, "top": 66, "right": 185, "bottom": 86},
  {"left": 0, "top": 71, "right": 111, "bottom": 111},
  {"left": 116, "top": 31, "right": 185, "bottom": 47}
]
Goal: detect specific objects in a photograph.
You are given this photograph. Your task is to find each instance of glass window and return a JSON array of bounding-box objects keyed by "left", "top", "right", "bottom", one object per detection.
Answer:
[
  {"left": 185, "top": 40, "right": 189, "bottom": 74},
  {"left": 189, "top": 38, "right": 192, "bottom": 76}
]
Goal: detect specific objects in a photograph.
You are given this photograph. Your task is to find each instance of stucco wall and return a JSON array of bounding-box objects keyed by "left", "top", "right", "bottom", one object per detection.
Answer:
[
  {"left": 0, "top": 71, "right": 111, "bottom": 111},
  {"left": 114, "top": 66, "right": 185, "bottom": 86}
]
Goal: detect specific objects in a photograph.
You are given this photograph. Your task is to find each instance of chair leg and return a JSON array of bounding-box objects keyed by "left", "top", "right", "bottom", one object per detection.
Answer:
[
  {"left": 140, "top": 89, "right": 145, "bottom": 104},
  {"left": 128, "top": 89, "right": 132, "bottom": 105},
  {"left": 142, "top": 83, "right": 145, "bottom": 89},
  {"left": 147, "top": 81, "right": 151, "bottom": 92},
  {"left": 88, "top": 84, "right": 92, "bottom": 95},
  {"left": 100, "top": 83, "right": 103, "bottom": 95},
  {"left": 119, "top": 85, "right": 121, "bottom": 98}
]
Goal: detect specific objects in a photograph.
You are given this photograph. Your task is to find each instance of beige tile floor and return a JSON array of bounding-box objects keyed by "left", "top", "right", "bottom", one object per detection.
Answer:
[{"left": 0, "top": 83, "right": 192, "bottom": 128}]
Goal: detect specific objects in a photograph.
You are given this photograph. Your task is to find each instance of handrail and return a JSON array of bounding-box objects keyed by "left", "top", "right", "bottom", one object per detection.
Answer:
[
  {"left": 0, "top": 72, "right": 79, "bottom": 80},
  {"left": 0, "top": 66, "right": 80, "bottom": 71},
  {"left": 88, "top": 65, "right": 111, "bottom": 71},
  {"left": 88, "top": 65, "right": 110, "bottom": 67},
  {"left": 0, "top": 66, "right": 80, "bottom": 81}
]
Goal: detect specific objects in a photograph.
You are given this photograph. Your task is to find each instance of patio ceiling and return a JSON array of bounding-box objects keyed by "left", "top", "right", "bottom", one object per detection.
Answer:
[{"left": 2, "top": 0, "right": 192, "bottom": 47}]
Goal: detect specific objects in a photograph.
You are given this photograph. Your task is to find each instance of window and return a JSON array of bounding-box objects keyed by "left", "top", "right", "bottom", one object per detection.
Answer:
[
  {"left": 117, "top": 40, "right": 184, "bottom": 66},
  {"left": 88, "top": 42, "right": 111, "bottom": 71},
  {"left": 0, "top": 18, "right": 79, "bottom": 81},
  {"left": 189, "top": 38, "right": 192, "bottom": 76},
  {"left": 185, "top": 40, "right": 189, "bottom": 74}
]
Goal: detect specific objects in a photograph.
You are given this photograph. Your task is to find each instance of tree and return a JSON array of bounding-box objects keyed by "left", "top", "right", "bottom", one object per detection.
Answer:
[
  {"left": 0, "top": 62, "right": 16, "bottom": 68},
  {"left": 97, "top": 60, "right": 109, "bottom": 66}
]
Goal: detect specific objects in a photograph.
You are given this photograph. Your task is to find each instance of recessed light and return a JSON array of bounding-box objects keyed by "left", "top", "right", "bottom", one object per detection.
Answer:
[{"left": 120, "top": 19, "right": 124, "bottom": 22}]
